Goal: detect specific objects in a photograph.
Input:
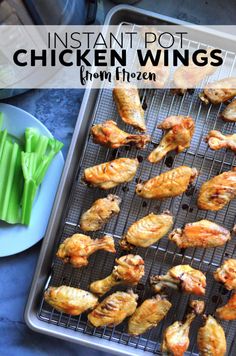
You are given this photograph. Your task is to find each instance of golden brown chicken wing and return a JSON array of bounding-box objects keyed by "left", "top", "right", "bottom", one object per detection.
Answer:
[
  {"left": 206, "top": 130, "right": 236, "bottom": 153},
  {"left": 89, "top": 254, "right": 144, "bottom": 296},
  {"left": 214, "top": 259, "right": 236, "bottom": 290},
  {"left": 136, "top": 166, "right": 198, "bottom": 200},
  {"left": 87, "top": 289, "right": 138, "bottom": 327},
  {"left": 44, "top": 286, "right": 98, "bottom": 315},
  {"left": 91, "top": 120, "right": 150, "bottom": 149},
  {"left": 56, "top": 234, "right": 115, "bottom": 268},
  {"left": 199, "top": 77, "right": 236, "bottom": 105},
  {"left": 221, "top": 99, "right": 236, "bottom": 122},
  {"left": 120, "top": 211, "right": 174, "bottom": 250},
  {"left": 169, "top": 220, "right": 231, "bottom": 249},
  {"left": 79, "top": 194, "right": 121, "bottom": 232},
  {"left": 128, "top": 294, "right": 172, "bottom": 336},
  {"left": 197, "top": 168, "right": 236, "bottom": 211},
  {"left": 197, "top": 315, "right": 226, "bottom": 356},
  {"left": 83, "top": 158, "right": 139, "bottom": 190},
  {"left": 148, "top": 116, "right": 195, "bottom": 163},
  {"left": 162, "top": 300, "right": 205, "bottom": 356},
  {"left": 113, "top": 83, "right": 146, "bottom": 131},
  {"left": 216, "top": 293, "right": 236, "bottom": 320},
  {"left": 151, "top": 265, "right": 206, "bottom": 296}
]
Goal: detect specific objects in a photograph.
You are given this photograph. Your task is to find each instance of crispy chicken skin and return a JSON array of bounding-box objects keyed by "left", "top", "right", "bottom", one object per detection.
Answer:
[
  {"left": 221, "top": 99, "right": 236, "bottom": 122},
  {"left": 113, "top": 83, "right": 146, "bottom": 131},
  {"left": 88, "top": 290, "right": 138, "bottom": 327},
  {"left": 89, "top": 254, "right": 144, "bottom": 296},
  {"left": 91, "top": 120, "right": 150, "bottom": 149},
  {"left": 148, "top": 116, "right": 195, "bottom": 163},
  {"left": 83, "top": 158, "right": 139, "bottom": 190},
  {"left": 128, "top": 294, "right": 172, "bottom": 336},
  {"left": 214, "top": 259, "right": 236, "bottom": 290},
  {"left": 136, "top": 166, "right": 198, "bottom": 200},
  {"left": 120, "top": 211, "right": 174, "bottom": 250},
  {"left": 169, "top": 220, "right": 231, "bottom": 249},
  {"left": 197, "top": 315, "right": 226, "bottom": 356},
  {"left": 56, "top": 234, "right": 115, "bottom": 268},
  {"left": 197, "top": 168, "right": 236, "bottom": 211},
  {"left": 206, "top": 130, "right": 236, "bottom": 153},
  {"left": 44, "top": 286, "right": 98, "bottom": 316},
  {"left": 216, "top": 293, "right": 236, "bottom": 320},
  {"left": 199, "top": 77, "right": 236, "bottom": 105},
  {"left": 80, "top": 194, "right": 121, "bottom": 232},
  {"left": 150, "top": 265, "right": 206, "bottom": 296},
  {"left": 162, "top": 300, "right": 205, "bottom": 356}
]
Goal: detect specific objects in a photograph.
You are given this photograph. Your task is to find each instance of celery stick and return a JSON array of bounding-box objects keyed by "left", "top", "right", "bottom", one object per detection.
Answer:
[{"left": 0, "top": 129, "right": 7, "bottom": 159}]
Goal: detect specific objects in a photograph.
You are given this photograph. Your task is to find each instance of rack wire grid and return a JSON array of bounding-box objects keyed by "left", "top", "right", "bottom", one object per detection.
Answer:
[{"left": 37, "top": 24, "right": 236, "bottom": 355}]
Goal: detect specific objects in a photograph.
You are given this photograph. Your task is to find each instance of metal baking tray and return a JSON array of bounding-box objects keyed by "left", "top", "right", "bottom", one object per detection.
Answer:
[{"left": 25, "top": 5, "right": 236, "bottom": 356}]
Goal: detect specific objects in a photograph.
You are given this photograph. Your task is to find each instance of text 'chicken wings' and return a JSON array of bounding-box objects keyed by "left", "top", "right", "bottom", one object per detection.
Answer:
[
  {"left": 199, "top": 77, "right": 236, "bottom": 105},
  {"left": 221, "top": 99, "right": 236, "bottom": 122},
  {"left": 216, "top": 293, "right": 236, "bottom": 320},
  {"left": 206, "top": 130, "right": 236, "bottom": 153},
  {"left": 148, "top": 116, "right": 195, "bottom": 163},
  {"left": 214, "top": 259, "right": 236, "bottom": 290}
]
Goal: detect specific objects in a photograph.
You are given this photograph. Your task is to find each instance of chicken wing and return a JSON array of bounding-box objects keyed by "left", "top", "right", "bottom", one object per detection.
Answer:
[
  {"left": 216, "top": 293, "right": 236, "bottom": 320},
  {"left": 150, "top": 265, "right": 206, "bottom": 296},
  {"left": 83, "top": 157, "right": 139, "bottom": 190},
  {"left": 169, "top": 220, "right": 231, "bottom": 249},
  {"left": 214, "top": 259, "right": 236, "bottom": 290},
  {"left": 221, "top": 99, "right": 236, "bottom": 122},
  {"left": 197, "top": 315, "right": 226, "bottom": 356},
  {"left": 44, "top": 286, "right": 98, "bottom": 315},
  {"left": 89, "top": 254, "right": 144, "bottom": 296},
  {"left": 136, "top": 166, "right": 198, "bottom": 199},
  {"left": 197, "top": 168, "right": 236, "bottom": 211},
  {"left": 162, "top": 300, "right": 205, "bottom": 356},
  {"left": 113, "top": 83, "right": 146, "bottom": 131},
  {"left": 148, "top": 116, "right": 195, "bottom": 163},
  {"left": 206, "top": 130, "right": 236, "bottom": 153},
  {"left": 120, "top": 211, "right": 174, "bottom": 250},
  {"left": 79, "top": 194, "right": 121, "bottom": 232},
  {"left": 128, "top": 294, "right": 172, "bottom": 336},
  {"left": 199, "top": 77, "right": 236, "bottom": 105},
  {"left": 56, "top": 234, "right": 115, "bottom": 268},
  {"left": 91, "top": 120, "right": 150, "bottom": 149},
  {"left": 88, "top": 289, "right": 138, "bottom": 327}
]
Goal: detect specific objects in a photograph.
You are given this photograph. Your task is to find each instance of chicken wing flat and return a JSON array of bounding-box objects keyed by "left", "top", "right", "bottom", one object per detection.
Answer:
[
  {"left": 89, "top": 254, "right": 144, "bottom": 296},
  {"left": 44, "top": 286, "right": 98, "bottom": 316},
  {"left": 120, "top": 211, "right": 174, "bottom": 250},
  {"left": 151, "top": 265, "right": 206, "bottom": 296},
  {"left": 83, "top": 157, "right": 139, "bottom": 190},
  {"left": 214, "top": 259, "right": 236, "bottom": 290},
  {"left": 80, "top": 194, "right": 121, "bottom": 232},
  {"left": 91, "top": 120, "right": 150, "bottom": 149},
  {"left": 113, "top": 83, "right": 146, "bottom": 131},
  {"left": 197, "top": 168, "right": 236, "bottom": 211},
  {"left": 162, "top": 300, "right": 205, "bottom": 356},
  {"left": 148, "top": 116, "right": 195, "bottom": 163},
  {"left": 87, "top": 290, "right": 138, "bottom": 327},
  {"left": 199, "top": 77, "right": 236, "bottom": 105},
  {"left": 216, "top": 293, "right": 236, "bottom": 320},
  {"left": 128, "top": 294, "right": 172, "bottom": 336},
  {"left": 136, "top": 166, "right": 198, "bottom": 200},
  {"left": 221, "top": 99, "right": 236, "bottom": 122},
  {"left": 197, "top": 315, "right": 226, "bottom": 356},
  {"left": 169, "top": 219, "right": 231, "bottom": 249},
  {"left": 56, "top": 234, "right": 115, "bottom": 268},
  {"left": 206, "top": 130, "right": 236, "bottom": 153}
]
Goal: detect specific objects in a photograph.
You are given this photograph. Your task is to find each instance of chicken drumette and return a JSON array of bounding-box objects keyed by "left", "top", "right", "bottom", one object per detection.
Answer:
[
  {"left": 89, "top": 254, "right": 144, "bottom": 296},
  {"left": 44, "top": 286, "right": 98, "bottom": 315},
  {"left": 56, "top": 234, "right": 115, "bottom": 268},
  {"left": 221, "top": 99, "right": 236, "bottom": 122},
  {"left": 83, "top": 157, "right": 139, "bottom": 190},
  {"left": 199, "top": 77, "right": 236, "bottom": 105},
  {"left": 169, "top": 219, "right": 231, "bottom": 249},
  {"left": 214, "top": 259, "right": 236, "bottom": 290},
  {"left": 162, "top": 300, "right": 205, "bottom": 356},
  {"left": 197, "top": 315, "right": 226, "bottom": 356},
  {"left": 136, "top": 166, "right": 198, "bottom": 200},
  {"left": 88, "top": 290, "right": 138, "bottom": 327},
  {"left": 216, "top": 293, "right": 236, "bottom": 320},
  {"left": 91, "top": 120, "right": 150, "bottom": 149},
  {"left": 151, "top": 265, "right": 206, "bottom": 296},
  {"left": 148, "top": 116, "right": 195, "bottom": 163},
  {"left": 120, "top": 211, "right": 174, "bottom": 250},
  {"left": 79, "top": 194, "right": 121, "bottom": 232},
  {"left": 206, "top": 130, "right": 236, "bottom": 153}
]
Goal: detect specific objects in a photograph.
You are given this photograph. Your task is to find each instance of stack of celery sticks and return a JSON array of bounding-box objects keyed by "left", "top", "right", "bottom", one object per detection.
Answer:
[{"left": 0, "top": 112, "right": 63, "bottom": 225}]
